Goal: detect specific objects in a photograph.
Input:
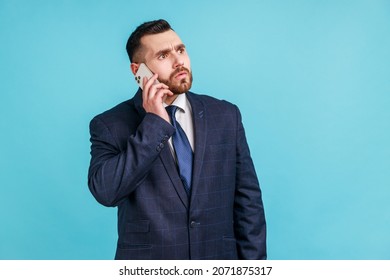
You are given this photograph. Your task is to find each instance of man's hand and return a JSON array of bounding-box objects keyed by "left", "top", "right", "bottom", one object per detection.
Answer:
[{"left": 142, "top": 74, "right": 173, "bottom": 123}]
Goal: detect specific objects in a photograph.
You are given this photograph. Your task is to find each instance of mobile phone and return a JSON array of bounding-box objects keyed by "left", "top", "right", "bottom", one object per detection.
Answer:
[{"left": 134, "top": 63, "right": 158, "bottom": 90}]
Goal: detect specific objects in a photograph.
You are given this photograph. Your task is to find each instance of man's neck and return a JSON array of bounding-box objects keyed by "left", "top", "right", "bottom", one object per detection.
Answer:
[{"left": 165, "top": 92, "right": 185, "bottom": 105}]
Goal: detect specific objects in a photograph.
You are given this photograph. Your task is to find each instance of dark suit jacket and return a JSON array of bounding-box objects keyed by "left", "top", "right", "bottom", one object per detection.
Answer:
[{"left": 88, "top": 90, "right": 266, "bottom": 259}]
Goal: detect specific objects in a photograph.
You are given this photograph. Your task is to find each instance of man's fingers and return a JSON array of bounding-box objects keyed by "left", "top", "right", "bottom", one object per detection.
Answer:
[
  {"left": 142, "top": 74, "right": 157, "bottom": 101},
  {"left": 151, "top": 88, "right": 174, "bottom": 102},
  {"left": 143, "top": 73, "right": 158, "bottom": 89},
  {"left": 141, "top": 73, "right": 174, "bottom": 123}
]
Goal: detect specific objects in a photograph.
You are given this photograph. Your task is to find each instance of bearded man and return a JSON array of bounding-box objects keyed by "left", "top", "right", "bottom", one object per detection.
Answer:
[{"left": 88, "top": 19, "right": 266, "bottom": 260}]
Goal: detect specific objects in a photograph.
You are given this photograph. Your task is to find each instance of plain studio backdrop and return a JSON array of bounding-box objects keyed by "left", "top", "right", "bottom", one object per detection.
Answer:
[{"left": 0, "top": 0, "right": 389, "bottom": 259}]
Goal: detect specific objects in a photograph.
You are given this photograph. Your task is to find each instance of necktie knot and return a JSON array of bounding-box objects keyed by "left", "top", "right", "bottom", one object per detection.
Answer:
[{"left": 166, "top": 105, "right": 178, "bottom": 118}]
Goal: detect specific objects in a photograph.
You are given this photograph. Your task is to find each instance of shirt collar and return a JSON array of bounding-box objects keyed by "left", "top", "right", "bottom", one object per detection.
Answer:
[{"left": 164, "top": 93, "right": 190, "bottom": 113}]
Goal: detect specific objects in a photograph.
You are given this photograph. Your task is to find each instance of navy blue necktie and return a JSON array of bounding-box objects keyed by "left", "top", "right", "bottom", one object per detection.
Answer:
[{"left": 166, "top": 105, "right": 193, "bottom": 194}]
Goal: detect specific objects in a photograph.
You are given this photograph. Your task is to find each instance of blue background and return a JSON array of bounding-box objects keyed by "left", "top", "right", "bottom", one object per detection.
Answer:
[{"left": 1, "top": 0, "right": 389, "bottom": 259}]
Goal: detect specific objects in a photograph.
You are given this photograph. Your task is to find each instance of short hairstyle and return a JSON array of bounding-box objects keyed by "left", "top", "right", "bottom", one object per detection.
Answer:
[{"left": 126, "top": 19, "right": 173, "bottom": 63}]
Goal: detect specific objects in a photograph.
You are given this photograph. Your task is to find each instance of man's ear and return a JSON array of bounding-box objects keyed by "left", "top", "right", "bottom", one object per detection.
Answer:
[{"left": 130, "top": 63, "right": 139, "bottom": 75}]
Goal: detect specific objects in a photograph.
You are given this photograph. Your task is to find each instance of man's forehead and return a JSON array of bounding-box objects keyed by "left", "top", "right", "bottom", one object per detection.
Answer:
[{"left": 141, "top": 30, "right": 183, "bottom": 53}]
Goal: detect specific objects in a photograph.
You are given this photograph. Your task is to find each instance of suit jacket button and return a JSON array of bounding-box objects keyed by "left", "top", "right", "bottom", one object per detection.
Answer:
[
  {"left": 156, "top": 143, "right": 164, "bottom": 152},
  {"left": 190, "top": 221, "right": 199, "bottom": 227}
]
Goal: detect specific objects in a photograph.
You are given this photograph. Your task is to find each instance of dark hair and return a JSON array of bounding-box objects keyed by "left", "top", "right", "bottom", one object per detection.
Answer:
[{"left": 126, "top": 19, "right": 173, "bottom": 63}]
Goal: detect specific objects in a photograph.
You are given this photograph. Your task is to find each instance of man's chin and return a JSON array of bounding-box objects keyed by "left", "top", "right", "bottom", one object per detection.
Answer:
[
  {"left": 160, "top": 73, "right": 193, "bottom": 95},
  {"left": 170, "top": 81, "right": 192, "bottom": 95}
]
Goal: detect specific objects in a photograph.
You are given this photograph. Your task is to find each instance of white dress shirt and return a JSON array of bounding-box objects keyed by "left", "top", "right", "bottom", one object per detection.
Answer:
[{"left": 164, "top": 93, "right": 194, "bottom": 155}]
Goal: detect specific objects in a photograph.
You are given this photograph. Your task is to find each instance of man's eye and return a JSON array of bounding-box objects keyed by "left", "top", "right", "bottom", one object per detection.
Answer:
[
  {"left": 158, "top": 53, "right": 168, "bottom": 59},
  {"left": 178, "top": 48, "right": 185, "bottom": 54}
]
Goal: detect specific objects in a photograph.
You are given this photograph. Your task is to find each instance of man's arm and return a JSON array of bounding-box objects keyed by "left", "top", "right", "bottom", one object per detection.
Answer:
[
  {"left": 88, "top": 74, "right": 175, "bottom": 207},
  {"left": 88, "top": 113, "right": 175, "bottom": 207},
  {"left": 233, "top": 106, "right": 267, "bottom": 259}
]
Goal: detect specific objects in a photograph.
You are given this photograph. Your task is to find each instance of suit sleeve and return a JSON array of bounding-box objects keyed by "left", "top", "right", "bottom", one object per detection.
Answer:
[
  {"left": 233, "top": 106, "right": 267, "bottom": 259},
  {"left": 87, "top": 113, "right": 175, "bottom": 207}
]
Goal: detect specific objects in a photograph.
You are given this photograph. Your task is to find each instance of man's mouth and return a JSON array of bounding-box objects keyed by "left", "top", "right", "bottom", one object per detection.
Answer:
[{"left": 175, "top": 70, "right": 188, "bottom": 79}]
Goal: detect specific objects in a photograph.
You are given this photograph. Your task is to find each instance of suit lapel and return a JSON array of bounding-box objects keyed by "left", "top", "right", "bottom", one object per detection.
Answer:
[
  {"left": 187, "top": 92, "right": 207, "bottom": 203},
  {"left": 159, "top": 145, "right": 189, "bottom": 209}
]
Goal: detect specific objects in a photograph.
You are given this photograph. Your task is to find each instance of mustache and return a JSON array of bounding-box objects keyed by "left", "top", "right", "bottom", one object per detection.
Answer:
[{"left": 170, "top": 66, "right": 190, "bottom": 79}]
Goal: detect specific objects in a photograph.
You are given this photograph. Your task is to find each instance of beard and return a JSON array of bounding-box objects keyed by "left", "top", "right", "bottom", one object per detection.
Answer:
[{"left": 159, "top": 66, "right": 193, "bottom": 95}]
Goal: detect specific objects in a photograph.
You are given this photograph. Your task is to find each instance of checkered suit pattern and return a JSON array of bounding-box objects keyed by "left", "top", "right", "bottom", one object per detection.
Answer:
[{"left": 88, "top": 90, "right": 266, "bottom": 259}]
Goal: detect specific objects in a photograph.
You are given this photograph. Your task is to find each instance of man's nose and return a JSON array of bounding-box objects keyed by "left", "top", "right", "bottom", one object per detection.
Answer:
[{"left": 173, "top": 53, "right": 184, "bottom": 68}]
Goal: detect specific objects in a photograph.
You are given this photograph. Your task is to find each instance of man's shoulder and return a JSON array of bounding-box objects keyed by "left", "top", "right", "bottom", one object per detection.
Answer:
[
  {"left": 91, "top": 89, "right": 142, "bottom": 120},
  {"left": 187, "top": 91, "right": 239, "bottom": 119},
  {"left": 188, "top": 91, "right": 237, "bottom": 110},
  {"left": 89, "top": 93, "right": 141, "bottom": 130},
  {"left": 93, "top": 99, "right": 133, "bottom": 118}
]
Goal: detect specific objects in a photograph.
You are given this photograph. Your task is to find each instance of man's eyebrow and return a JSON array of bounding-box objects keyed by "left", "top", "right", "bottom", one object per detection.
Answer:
[
  {"left": 175, "top": 44, "right": 186, "bottom": 50},
  {"left": 155, "top": 44, "right": 186, "bottom": 57}
]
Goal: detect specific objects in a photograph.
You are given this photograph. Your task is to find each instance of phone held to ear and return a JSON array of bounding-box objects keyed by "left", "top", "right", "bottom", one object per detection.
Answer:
[{"left": 134, "top": 63, "right": 159, "bottom": 90}]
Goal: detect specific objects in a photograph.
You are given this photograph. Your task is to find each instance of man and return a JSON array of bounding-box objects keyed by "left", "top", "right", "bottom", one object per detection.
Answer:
[{"left": 88, "top": 19, "right": 266, "bottom": 260}]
